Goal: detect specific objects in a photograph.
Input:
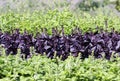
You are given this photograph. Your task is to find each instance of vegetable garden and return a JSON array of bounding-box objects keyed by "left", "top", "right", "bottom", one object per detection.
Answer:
[{"left": 1, "top": 1, "right": 120, "bottom": 80}]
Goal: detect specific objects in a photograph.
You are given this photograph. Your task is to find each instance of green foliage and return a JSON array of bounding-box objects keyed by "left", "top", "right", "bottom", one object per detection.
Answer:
[
  {"left": 116, "top": 0, "right": 120, "bottom": 11},
  {"left": 0, "top": 49, "right": 120, "bottom": 81},
  {"left": 0, "top": 10, "right": 77, "bottom": 35},
  {"left": 0, "top": 10, "right": 120, "bottom": 35},
  {"left": 78, "top": 0, "right": 110, "bottom": 11}
]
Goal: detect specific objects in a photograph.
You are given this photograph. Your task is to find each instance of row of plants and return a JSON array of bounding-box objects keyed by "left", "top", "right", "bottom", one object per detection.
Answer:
[
  {"left": 0, "top": 50, "right": 120, "bottom": 81},
  {"left": 0, "top": 10, "right": 120, "bottom": 35},
  {"left": 1, "top": 27, "right": 120, "bottom": 60}
]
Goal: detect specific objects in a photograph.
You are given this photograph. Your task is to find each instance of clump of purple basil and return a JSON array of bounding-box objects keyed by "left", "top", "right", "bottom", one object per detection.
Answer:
[{"left": 0, "top": 27, "right": 120, "bottom": 60}]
